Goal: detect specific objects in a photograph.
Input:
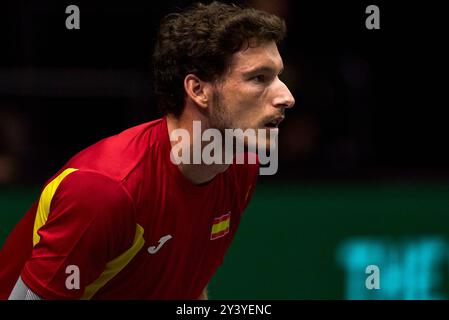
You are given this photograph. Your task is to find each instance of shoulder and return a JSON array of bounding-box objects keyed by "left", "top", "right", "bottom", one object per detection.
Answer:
[
  {"left": 35, "top": 168, "right": 137, "bottom": 257},
  {"left": 43, "top": 169, "right": 135, "bottom": 227},
  {"left": 50, "top": 168, "right": 134, "bottom": 210},
  {"left": 22, "top": 171, "right": 139, "bottom": 299},
  {"left": 64, "top": 118, "right": 165, "bottom": 180}
]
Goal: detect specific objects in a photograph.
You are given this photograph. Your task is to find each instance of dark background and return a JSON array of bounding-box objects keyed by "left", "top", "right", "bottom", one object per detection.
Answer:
[
  {"left": 1, "top": 1, "right": 449, "bottom": 300},
  {"left": 1, "top": 0, "right": 447, "bottom": 185}
]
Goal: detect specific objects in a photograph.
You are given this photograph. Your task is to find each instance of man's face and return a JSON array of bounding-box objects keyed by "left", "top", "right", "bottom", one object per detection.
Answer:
[{"left": 209, "top": 40, "right": 295, "bottom": 148}]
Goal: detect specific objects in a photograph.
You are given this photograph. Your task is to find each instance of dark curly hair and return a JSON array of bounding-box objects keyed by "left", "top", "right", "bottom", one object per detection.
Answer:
[{"left": 152, "top": 1, "right": 287, "bottom": 117}]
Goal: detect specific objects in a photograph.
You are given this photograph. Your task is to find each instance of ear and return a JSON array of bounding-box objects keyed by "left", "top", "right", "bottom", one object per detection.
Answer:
[{"left": 184, "top": 74, "right": 212, "bottom": 109}]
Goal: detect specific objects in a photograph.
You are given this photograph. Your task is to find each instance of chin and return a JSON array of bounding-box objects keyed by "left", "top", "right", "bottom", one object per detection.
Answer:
[
  {"left": 231, "top": 126, "right": 279, "bottom": 151},
  {"left": 254, "top": 134, "right": 276, "bottom": 150}
]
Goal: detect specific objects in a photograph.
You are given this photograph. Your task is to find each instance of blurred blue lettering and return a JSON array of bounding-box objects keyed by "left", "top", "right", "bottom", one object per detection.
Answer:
[{"left": 337, "top": 237, "right": 447, "bottom": 299}]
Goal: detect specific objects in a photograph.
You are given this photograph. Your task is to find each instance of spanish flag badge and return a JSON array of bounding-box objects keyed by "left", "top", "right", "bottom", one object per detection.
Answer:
[{"left": 210, "top": 212, "right": 231, "bottom": 240}]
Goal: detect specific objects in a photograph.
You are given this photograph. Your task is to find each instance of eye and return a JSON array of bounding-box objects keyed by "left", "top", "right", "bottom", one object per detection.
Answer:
[{"left": 250, "top": 74, "right": 266, "bottom": 83}]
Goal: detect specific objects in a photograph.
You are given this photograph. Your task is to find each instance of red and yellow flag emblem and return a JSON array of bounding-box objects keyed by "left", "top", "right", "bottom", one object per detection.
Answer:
[{"left": 210, "top": 212, "right": 231, "bottom": 240}]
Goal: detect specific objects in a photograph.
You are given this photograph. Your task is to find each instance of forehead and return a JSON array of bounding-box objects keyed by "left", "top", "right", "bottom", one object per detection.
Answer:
[{"left": 228, "top": 40, "right": 284, "bottom": 74}]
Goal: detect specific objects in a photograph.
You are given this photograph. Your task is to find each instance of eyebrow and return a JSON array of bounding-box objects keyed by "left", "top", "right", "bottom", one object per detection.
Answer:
[{"left": 242, "top": 65, "right": 284, "bottom": 77}]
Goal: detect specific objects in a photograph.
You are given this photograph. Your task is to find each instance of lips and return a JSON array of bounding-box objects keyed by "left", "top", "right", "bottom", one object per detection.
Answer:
[{"left": 264, "top": 116, "right": 284, "bottom": 128}]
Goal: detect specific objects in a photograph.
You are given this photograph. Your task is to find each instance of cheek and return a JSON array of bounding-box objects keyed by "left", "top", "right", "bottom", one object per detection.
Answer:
[{"left": 223, "top": 83, "right": 266, "bottom": 124}]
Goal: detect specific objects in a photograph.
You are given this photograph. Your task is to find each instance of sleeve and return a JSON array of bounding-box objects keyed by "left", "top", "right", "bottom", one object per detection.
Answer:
[{"left": 20, "top": 170, "right": 136, "bottom": 300}]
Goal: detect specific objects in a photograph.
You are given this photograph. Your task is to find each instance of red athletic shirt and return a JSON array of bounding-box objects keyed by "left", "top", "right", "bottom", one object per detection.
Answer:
[{"left": 0, "top": 117, "right": 258, "bottom": 299}]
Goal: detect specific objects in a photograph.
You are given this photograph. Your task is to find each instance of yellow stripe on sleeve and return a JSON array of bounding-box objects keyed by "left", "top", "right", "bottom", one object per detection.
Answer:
[
  {"left": 33, "top": 168, "right": 78, "bottom": 247},
  {"left": 81, "top": 224, "right": 145, "bottom": 300}
]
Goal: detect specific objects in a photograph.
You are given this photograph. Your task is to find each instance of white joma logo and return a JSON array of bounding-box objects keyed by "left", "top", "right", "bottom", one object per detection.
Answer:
[{"left": 148, "top": 234, "right": 172, "bottom": 254}]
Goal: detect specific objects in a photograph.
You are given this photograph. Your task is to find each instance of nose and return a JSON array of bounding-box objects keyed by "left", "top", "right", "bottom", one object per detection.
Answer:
[{"left": 273, "top": 79, "right": 295, "bottom": 109}]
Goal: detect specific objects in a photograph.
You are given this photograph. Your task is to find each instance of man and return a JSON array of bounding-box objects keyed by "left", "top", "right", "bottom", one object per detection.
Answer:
[{"left": 0, "top": 1, "right": 294, "bottom": 299}]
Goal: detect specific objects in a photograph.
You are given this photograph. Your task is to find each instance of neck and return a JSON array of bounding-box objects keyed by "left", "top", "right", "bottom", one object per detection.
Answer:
[{"left": 166, "top": 111, "right": 230, "bottom": 185}]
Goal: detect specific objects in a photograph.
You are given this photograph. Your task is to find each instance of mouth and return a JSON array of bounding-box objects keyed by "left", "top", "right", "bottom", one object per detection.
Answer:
[{"left": 264, "top": 116, "right": 284, "bottom": 129}]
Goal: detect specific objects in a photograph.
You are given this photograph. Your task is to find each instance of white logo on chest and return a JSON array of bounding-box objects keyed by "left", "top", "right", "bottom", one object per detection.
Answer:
[{"left": 148, "top": 234, "right": 173, "bottom": 254}]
